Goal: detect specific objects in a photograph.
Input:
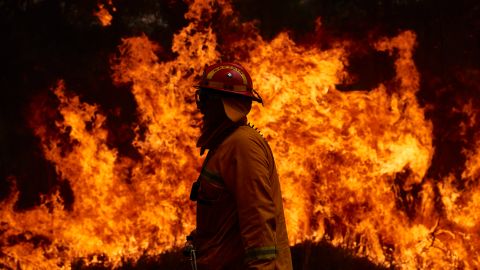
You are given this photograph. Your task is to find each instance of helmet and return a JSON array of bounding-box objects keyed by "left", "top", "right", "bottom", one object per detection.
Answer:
[{"left": 196, "top": 62, "right": 263, "bottom": 103}]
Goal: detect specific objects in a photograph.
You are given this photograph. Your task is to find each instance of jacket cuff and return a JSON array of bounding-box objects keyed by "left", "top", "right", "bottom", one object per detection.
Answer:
[{"left": 245, "top": 246, "right": 277, "bottom": 262}]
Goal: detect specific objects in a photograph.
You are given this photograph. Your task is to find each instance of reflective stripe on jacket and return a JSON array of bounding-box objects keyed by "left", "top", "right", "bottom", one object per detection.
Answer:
[{"left": 194, "top": 125, "right": 292, "bottom": 270}]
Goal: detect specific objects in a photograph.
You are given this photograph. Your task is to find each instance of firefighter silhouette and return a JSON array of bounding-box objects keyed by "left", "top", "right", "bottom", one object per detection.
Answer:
[{"left": 187, "top": 62, "right": 292, "bottom": 270}]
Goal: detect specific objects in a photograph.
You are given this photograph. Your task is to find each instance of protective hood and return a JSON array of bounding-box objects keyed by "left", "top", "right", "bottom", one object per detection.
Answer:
[{"left": 221, "top": 96, "right": 252, "bottom": 122}]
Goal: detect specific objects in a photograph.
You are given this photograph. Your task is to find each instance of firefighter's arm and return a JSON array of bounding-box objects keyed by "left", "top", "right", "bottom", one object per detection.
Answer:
[{"left": 221, "top": 135, "right": 277, "bottom": 269}]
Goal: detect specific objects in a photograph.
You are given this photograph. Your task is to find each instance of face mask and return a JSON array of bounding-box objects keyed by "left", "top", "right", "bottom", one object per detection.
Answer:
[{"left": 195, "top": 89, "right": 226, "bottom": 131}]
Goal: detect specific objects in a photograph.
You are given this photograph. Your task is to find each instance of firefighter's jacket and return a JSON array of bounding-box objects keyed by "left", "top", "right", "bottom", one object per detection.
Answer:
[{"left": 193, "top": 125, "right": 292, "bottom": 269}]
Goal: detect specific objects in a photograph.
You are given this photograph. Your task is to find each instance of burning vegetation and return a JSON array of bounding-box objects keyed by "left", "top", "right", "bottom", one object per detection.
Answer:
[{"left": 1, "top": 0, "right": 480, "bottom": 269}]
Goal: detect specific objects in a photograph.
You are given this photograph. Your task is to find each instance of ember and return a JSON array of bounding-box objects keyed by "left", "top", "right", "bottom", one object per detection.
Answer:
[
  {"left": 1, "top": 0, "right": 479, "bottom": 269},
  {"left": 94, "top": 0, "right": 115, "bottom": 26}
]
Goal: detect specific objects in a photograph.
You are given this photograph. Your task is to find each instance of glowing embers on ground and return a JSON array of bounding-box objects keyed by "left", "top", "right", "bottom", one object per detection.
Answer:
[{"left": 1, "top": 0, "right": 479, "bottom": 269}]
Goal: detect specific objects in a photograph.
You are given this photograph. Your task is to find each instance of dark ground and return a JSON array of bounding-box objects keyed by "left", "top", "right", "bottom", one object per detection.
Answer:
[{"left": 69, "top": 240, "right": 387, "bottom": 270}]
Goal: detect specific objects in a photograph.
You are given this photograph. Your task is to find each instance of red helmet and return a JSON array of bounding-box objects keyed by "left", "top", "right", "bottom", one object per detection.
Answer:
[{"left": 196, "top": 62, "right": 263, "bottom": 103}]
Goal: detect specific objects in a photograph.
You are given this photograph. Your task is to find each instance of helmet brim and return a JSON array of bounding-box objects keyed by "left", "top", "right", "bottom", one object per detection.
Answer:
[{"left": 194, "top": 85, "right": 263, "bottom": 103}]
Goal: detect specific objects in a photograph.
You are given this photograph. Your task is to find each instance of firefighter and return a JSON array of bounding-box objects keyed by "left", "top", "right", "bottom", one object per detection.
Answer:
[{"left": 188, "top": 62, "right": 293, "bottom": 270}]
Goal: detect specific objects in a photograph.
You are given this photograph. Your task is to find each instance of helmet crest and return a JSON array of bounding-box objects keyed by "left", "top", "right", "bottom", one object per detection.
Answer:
[{"left": 196, "top": 62, "right": 262, "bottom": 103}]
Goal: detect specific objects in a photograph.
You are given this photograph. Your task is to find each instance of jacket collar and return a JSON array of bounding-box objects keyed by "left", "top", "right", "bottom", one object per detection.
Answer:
[{"left": 196, "top": 116, "right": 247, "bottom": 156}]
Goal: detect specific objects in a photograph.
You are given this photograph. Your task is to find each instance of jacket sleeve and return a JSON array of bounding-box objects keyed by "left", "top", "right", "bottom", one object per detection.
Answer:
[{"left": 220, "top": 134, "right": 278, "bottom": 269}]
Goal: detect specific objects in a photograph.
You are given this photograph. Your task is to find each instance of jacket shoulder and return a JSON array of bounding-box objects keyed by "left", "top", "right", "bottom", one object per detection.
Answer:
[
  {"left": 217, "top": 126, "right": 272, "bottom": 163},
  {"left": 222, "top": 125, "right": 265, "bottom": 148}
]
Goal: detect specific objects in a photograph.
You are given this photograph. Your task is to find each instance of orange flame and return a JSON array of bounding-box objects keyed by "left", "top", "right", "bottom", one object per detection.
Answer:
[
  {"left": 1, "top": 0, "right": 479, "bottom": 269},
  {"left": 95, "top": 2, "right": 114, "bottom": 27}
]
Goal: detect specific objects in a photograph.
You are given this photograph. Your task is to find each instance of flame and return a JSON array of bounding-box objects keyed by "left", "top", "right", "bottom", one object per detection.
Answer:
[
  {"left": 94, "top": 1, "right": 114, "bottom": 27},
  {"left": 1, "top": 0, "right": 479, "bottom": 269}
]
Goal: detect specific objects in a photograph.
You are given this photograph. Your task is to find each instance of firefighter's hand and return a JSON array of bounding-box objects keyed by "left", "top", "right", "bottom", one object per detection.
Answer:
[
  {"left": 183, "top": 242, "right": 195, "bottom": 257},
  {"left": 183, "top": 230, "right": 196, "bottom": 257}
]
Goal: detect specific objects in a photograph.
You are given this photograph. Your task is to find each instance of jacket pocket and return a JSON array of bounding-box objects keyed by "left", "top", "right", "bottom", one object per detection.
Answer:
[{"left": 198, "top": 168, "right": 226, "bottom": 204}]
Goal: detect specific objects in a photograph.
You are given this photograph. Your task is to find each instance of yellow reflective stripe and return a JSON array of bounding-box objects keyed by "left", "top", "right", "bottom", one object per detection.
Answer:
[
  {"left": 207, "top": 81, "right": 248, "bottom": 92},
  {"left": 206, "top": 65, "right": 248, "bottom": 85},
  {"left": 232, "top": 85, "right": 247, "bottom": 91},
  {"left": 206, "top": 66, "right": 226, "bottom": 79},
  {"left": 245, "top": 246, "right": 277, "bottom": 261},
  {"left": 207, "top": 81, "right": 223, "bottom": 88},
  {"left": 201, "top": 168, "right": 224, "bottom": 186},
  {"left": 229, "top": 66, "right": 248, "bottom": 84}
]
